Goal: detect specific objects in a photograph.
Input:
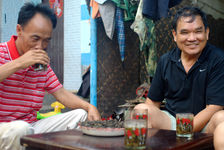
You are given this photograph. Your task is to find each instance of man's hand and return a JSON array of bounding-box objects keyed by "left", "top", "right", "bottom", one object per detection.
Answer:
[
  {"left": 0, "top": 49, "right": 49, "bottom": 82},
  {"left": 87, "top": 104, "right": 101, "bottom": 121},
  {"left": 15, "top": 49, "right": 50, "bottom": 69},
  {"left": 52, "top": 88, "right": 101, "bottom": 121}
]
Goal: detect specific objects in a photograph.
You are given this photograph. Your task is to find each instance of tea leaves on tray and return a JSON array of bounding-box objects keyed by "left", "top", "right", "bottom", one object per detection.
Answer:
[{"left": 81, "top": 120, "right": 124, "bottom": 128}]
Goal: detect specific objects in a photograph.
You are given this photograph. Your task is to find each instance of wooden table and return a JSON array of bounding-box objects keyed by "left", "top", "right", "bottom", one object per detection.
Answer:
[{"left": 21, "top": 128, "right": 214, "bottom": 150}]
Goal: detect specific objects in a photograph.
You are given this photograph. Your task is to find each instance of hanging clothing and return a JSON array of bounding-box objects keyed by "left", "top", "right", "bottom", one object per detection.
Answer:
[
  {"left": 115, "top": 7, "right": 126, "bottom": 61},
  {"left": 142, "top": 0, "right": 182, "bottom": 21},
  {"left": 77, "top": 67, "right": 90, "bottom": 98},
  {"left": 111, "top": 0, "right": 139, "bottom": 21},
  {"left": 131, "top": 0, "right": 147, "bottom": 50},
  {"left": 90, "top": 0, "right": 101, "bottom": 18},
  {"left": 131, "top": 0, "right": 157, "bottom": 77},
  {"left": 98, "top": 1, "right": 116, "bottom": 39},
  {"left": 144, "top": 18, "right": 157, "bottom": 77}
]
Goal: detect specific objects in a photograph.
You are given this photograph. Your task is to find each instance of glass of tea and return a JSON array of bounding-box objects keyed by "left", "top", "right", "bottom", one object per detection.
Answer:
[
  {"left": 124, "top": 109, "right": 148, "bottom": 149},
  {"left": 176, "top": 113, "right": 194, "bottom": 139}
]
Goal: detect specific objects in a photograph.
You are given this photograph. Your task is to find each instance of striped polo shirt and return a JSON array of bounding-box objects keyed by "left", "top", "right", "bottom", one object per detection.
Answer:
[{"left": 0, "top": 36, "right": 62, "bottom": 123}]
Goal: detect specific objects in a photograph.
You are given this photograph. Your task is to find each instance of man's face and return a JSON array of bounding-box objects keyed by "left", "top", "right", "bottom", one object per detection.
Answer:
[
  {"left": 172, "top": 16, "right": 209, "bottom": 57},
  {"left": 16, "top": 13, "right": 53, "bottom": 55}
]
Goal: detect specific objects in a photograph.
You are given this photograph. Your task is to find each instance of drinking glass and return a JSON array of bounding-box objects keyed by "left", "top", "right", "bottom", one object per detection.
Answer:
[
  {"left": 176, "top": 113, "right": 194, "bottom": 139},
  {"left": 124, "top": 109, "right": 148, "bottom": 149},
  {"left": 33, "top": 64, "right": 47, "bottom": 71},
  {"left": 132, "top": 109, "right": 148, "bottom": 121}
]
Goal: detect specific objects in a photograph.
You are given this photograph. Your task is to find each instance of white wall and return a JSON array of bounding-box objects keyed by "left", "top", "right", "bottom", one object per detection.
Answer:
[
  {"left": 1, "top": 0, "right": 41, "bottom": 42},
  {"left": 80, "top": 0, "right": 91, "bottom": 74},
  {"left": 63, "top": 1, "right": 82, "bottom": 91}
]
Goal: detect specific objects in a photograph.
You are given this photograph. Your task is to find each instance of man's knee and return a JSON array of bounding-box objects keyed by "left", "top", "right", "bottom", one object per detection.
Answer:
[
  {"left": 0, "top": 121, "right": 33, "bottom": 150},
  {"left": 79, "top": 109, "right": 87, "bottom": 120},
  {"left": 12, "top": 121, "right": 33, "bottom": 134},
  {"left": 211, "top": 110, "right": 224, "bottom": 125},
  {"left": 206, "top": 110, "right": 224, "bottom": 133},
  {"left": 214, "top": 121, "right": 224, "bottom": 150},
  {"left": 134, "top": 103, "right": 160, "bottom": 115},
  {"left": 70, "top": 109, "right": 87, "bottom": 121},
  {"left": 65, "top": 109, "right": 87, "bottom": 129},
  {"left": 78, "top": 109, "right": 88, "bottom": 116},
  {"left": 215, "top": 121, "right": 224, "bottom": 134},
  {"left": 1, "top": 120, "right": 32, "bottom": 136},
  {"left": 134, "top": 103, "right": 150, "bottom": 110}
]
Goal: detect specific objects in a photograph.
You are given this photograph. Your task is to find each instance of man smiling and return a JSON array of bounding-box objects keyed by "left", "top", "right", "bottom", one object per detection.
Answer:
[{"left": 135, "top": 6, "right": 224, "bottom": 133}]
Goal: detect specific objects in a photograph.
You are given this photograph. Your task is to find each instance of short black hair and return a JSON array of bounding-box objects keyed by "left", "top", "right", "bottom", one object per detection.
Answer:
[
  {"left": 17, "top": 2, "right": 57, "bottom": 29},
  {"left": 172, "top": 6, "right": 208, "bottom": 31}
]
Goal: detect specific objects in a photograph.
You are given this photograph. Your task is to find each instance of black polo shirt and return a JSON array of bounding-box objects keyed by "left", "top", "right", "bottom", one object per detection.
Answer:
[{"left": 148, "top": 44, "right": 224, "bottom": 117}]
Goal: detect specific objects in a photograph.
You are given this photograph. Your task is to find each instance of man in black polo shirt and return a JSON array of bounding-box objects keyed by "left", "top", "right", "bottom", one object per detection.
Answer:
[{"left": 135, "top": 6, "right": 224, "bottom": 133}]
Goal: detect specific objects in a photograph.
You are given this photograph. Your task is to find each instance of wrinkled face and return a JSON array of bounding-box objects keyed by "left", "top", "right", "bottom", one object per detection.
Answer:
[
  {"left": 16, "top": 13, "right": 53, "bottom": 55},
  {"left": 172, "top": 16, "right": 209, "bottom": 57}
]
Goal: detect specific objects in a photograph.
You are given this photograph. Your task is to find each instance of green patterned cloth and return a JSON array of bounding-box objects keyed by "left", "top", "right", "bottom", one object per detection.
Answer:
[
  {"left": 143, "top": 18, "right": 157, "bottom": 77},
  {"left": 131, "top": 0, "right": 157, "bottom": 78},
  {"left": 111, "top": 0, "right": 139, "bottom": 21}
]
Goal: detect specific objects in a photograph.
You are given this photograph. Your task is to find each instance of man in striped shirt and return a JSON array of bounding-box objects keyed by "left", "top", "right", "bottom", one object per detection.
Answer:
[{"left": 0, "top": 3, "right": 101, "bottom": 150}]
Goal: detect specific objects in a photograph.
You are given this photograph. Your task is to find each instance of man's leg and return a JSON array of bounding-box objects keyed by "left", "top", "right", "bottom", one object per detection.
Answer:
[
  {"left": 134, "top": 103, "right": 173, "bottom": 130},
  {"left": 214, "top": 121, "right": 224, "bottom": 150},
  {"left": 205, "top": 110, "right": 224, "bottom": 133},
  {"left": 32, "top": 109, "right": 87, "bottom": 134},
  {"left": 0, "top": 120, "right": 33, "bottom": 150}
]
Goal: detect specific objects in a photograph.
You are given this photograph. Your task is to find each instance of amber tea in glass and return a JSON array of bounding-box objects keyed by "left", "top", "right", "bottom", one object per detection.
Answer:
[
  {"left": 124, "top": 119, "right": 147, "bottom": 149},
  {"left": 176, "top": 113, "right": 194, "bottom": 139}
]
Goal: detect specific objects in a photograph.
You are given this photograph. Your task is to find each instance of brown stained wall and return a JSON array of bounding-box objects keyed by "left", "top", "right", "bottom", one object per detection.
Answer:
[{"left": 97, "top": 19, "right": 141, "bottom": 116}]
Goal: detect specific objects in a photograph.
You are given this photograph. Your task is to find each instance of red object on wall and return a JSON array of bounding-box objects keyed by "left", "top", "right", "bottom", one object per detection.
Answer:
[{"left": 49, "top": 0, "right": 63, "bottom": 18}]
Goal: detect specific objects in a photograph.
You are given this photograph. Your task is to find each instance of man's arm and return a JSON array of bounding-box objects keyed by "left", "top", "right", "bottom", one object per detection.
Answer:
[
  {"left": 134, "top": 98, "right": 161, "bottom": 110},
  {"left": 193, "top": 104, "right": 223, "bottom": 132},
  {"left": 51, "top": 87, "right": 101, "bottom": 121},
  {"left": 0, "top": 49, "right": 49, "bottom": 82},
  {"left": 145, "top": 97, "right": 161, "bottom": 108},
  {"left": 0, "top": 60, "right": 22, "bottom": 82}
]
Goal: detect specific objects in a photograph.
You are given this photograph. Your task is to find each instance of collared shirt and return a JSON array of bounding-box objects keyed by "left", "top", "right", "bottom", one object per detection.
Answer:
[
  {"left": 0, "top": 36, "right": 62, "bottom": 123},
  {"left": 148, "top": 44, "right": 224, "bottom": 116}
]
